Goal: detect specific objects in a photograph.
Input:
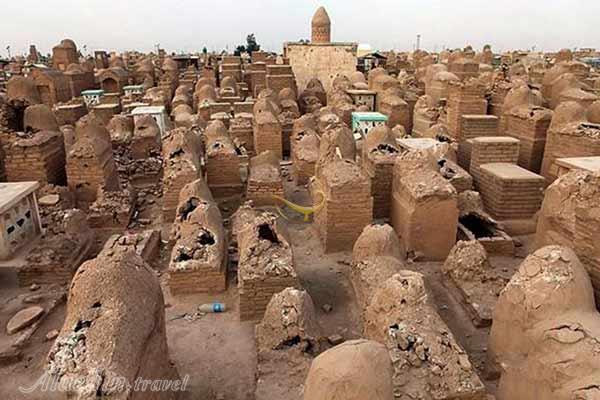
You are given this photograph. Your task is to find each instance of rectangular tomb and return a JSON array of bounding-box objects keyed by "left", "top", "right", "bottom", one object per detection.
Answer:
[
  {"left": 0, "top": 182, "right": 42, "bottom": 260},
  {"left": 468, "top": 136, "right": 520, "bottom": 190},
  {"left": 479, "top": 163, "right": 545, "bottom": 221},
  {"left": 554, "top": 156, "right": 600, "bottom": 177},
  {"left": 505, "top": 106, "right": 553, "bottom": 173},
  {"left": 237, "top": 212, "right": 299, "bottom": 321},
  {"left": 391, "top": 165, "right": 458, "bottom": 261}
]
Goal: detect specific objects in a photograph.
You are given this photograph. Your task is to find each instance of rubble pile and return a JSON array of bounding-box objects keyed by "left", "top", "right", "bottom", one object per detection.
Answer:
[
  {"left": 364, "top": 271, "right": 486, "bottom": 400},
  {"left": 47, "top": 249, "right": 180, "bottom": 399},
  {"left": 236, "top": 210, "right": 299, "bottom": 320}
]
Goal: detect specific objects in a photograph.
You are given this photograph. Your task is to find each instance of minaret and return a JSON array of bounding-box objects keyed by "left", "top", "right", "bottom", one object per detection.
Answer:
[{"left": 311, "top": 6, "right": 331, "bottom": 44}]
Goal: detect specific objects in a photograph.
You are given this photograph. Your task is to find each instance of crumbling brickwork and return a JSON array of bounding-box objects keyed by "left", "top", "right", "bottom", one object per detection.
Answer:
[
  {"left": 18, "top": 209, "right": 94, "bottom": 287},
  {"left": 253, "top": 110, "right": 283, "bottom": 159},
  {"left": 236, "top": 211, "right": 300, "bottom": 321},
  {"left": 505, "top": 106, "right": 553, "bottom": 173},
  {"left": 541, "top": 121, "right": 600, "bottom": 183},
  {"left": 47, "top": 248, "right": 180, "bottom": 399},
  {"left": 161, "top": 128, "right": 202, "bottom": 221},
  {"left": 205, "top": 131, "right": 243, "bottom": 198},
  {"left": 3, "top": 131, "right": 67, "bottom": 185},
  {"left": 169, "top": 181, "right": 227, "bottom": 294},
  {"left": 390, "top": 151, "right": 458, "bottom": 261},
  {"left": 67, "top": 133, "right": 120, "bottom": 205},
  {"left": 361, "top": 127, "right": 401, "bottom": 219},
  {"left": 246, "top": 151, "right": 284, "bottom": 206},
  {"left": 364, "top": 272, "right": 486, "bottom": 400}
]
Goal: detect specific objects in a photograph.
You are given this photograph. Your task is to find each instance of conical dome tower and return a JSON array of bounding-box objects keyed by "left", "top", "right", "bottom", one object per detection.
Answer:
[{"left": 311, "top": 6, "right": 331, "bottom": 44}]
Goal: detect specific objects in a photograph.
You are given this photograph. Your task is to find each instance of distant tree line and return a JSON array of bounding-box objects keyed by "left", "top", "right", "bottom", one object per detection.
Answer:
[{"left": 234, "top": 34, "right": 260, "bottom": 56}]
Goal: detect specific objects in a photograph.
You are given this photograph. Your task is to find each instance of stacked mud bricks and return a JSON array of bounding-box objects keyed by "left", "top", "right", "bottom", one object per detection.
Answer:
[
  {"left": 229, "top": 113, "right": 254, "bottom": 155},
  {"left": 575, "top": 206, "right": 600, "bottom": 301},
  {"left": 291, "top": 127, "right": 319, "bottom": 185},
  {"left": 161, "top": 131, "right": 201, "bottom": 222},
  {"left": 468, "top": 136, "right": 520, "bottom": 189},
  {"left": 313, "top": 160, "right": 373, "bottom": 253},
  {"left": 168, "top": 181, "right": 227, "bottom": 294},
  {"left": 479, "top": 163, "right": 545, "bottom": 220},
  {"left": 266, "top": 65, "right": 297, "bottom": 96},
  {"left": 292, "top": 149, "right": 317, "bottom": 185},
  {"left": 457, "top": 115, "right": 499, "bottom": 169},
  {"left": 4, "top": 132, "right": 66, "bottom": 184},
  {"left": 362, "top": 147, "right": 399, "bottom": 219},
  {"left": 18, "top": 240, "right": 93, "bottom": 287},
  {"left": 237, "top": 217, "right": 299, "bottom": 321},
  {"left": 67, "top": 139, "right": 118, "bottom": 204},
  {"left": 246, "top": 152, "right": 284, "bottom": 206},
  {"left": 210, "top": 102, "right": 232, "bottom": 118},
  {"left": 447, "top": 81, "right": 487, "bottom": 141},
  {"left": 169, "top": 262, "right": 227, "bottom": 295},
  {"left": 221, "top": 56, "right": 242, "bottom": 82},
  {"left": 205, "top": 136, "right": 243, "bottom": 197},
  {"left": 239, "top": 273, "right": 299, "bottom": 321},
  {"left": 448, "top": 58, "right": 480, "bottom": 81},
  {"left": 253, "top": 110, "right": 283, "bottom": 159},
  {"left": 250, "top": 63, "right": 267, "bottom": 97},
  {"left": 489, "top": 82, "right": 513, "bottom": 132},
  {"left": 232, "top": 101, "right": 254, "bottom": 115},
  {"left": 412, "top": 109, "right": 437, "bottom": 138},
  {"left": 541, "top": 122, "right": 600, "bottom": 183},
  {"left": 504, "top": 106, "right": 553, "bottom": 173}
]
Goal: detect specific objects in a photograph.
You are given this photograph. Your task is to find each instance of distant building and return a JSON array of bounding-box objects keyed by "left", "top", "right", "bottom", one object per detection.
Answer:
[
  {"left": 52, "top": 39, "right": 79, "bottom": 71},
  {"left": 285, "top": 6, "right": 357, "bottom": 92}
]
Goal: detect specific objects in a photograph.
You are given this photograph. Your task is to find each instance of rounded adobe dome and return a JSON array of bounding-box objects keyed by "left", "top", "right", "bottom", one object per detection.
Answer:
[
  {"left": 60, "top": 39, "right": 77, "bottom": 49},
  {"left": 162, "top": 57, "right": 178, "bottom": 72}
]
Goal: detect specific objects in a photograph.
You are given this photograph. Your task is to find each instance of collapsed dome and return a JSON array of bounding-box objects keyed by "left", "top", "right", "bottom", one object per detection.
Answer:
[
  {"left": 23, "top": 104, "right": 59, "bottom": 133},
  {"left": 7, "top": 76, "right": 41, "bottom": 106},
  {"left": 489, "top": 245, "right": 596, "bottom": 363}
]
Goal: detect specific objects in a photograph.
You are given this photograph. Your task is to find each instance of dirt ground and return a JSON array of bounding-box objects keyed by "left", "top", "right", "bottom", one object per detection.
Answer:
[{"left": 0, "top": 175, "right": 533, "bottom": 399}]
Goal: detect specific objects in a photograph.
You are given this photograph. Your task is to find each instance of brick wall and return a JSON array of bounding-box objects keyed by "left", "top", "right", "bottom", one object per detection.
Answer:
[
  {"left": 468, "top": 136, "right": 520, "bottom": 189},
  {"left": 362, "top": 151, "right": 397, "bottom": 219},
  {"left": 205, "top": 136, "right": 243, "bottom": 198},
  {"left": 4, "top": 132, "right": 66, "bottom": 185},
  {"left": 505, "top": 107, "right": 552, "bottom": 173},
  {"left": 457, "top": 115, "right": 499, "bottom": 169},
  {"left": 540, "top": 123, "right": 600, "bottom": 183},
  {"left": 253, "top": 113, "right": 283, "bottom": 159},
  {"left": 447, "top": 82, "right": 487, "bottom": 140},
  {"left": 313, "top": 160, "right": 373, "bottom": 253},
  {"left": 66, "top": 137, "right": 119, "bottom": 204},
  {"left": 229, "top": 115, "right": 254, "bottom": 155},
  {"left": 479, "top": 163, "right": 545, "bottom": 220}
]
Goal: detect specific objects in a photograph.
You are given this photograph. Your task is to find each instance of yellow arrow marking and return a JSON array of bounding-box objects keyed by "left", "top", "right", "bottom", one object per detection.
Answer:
[{"left": 271, "top": 191, "right": 326, "bottom": 222}]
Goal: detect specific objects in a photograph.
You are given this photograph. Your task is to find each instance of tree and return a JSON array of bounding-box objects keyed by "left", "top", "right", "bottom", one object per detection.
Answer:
[
  {"left": 234, "top": 45, "right": 246, "bottom": 56},
  {"left": 246, "top": 34, "right": 260, "bottom": 54},
  {"left": 202, "top": 47, "right": 208, "bottom": 55},
  {"left": 234, "top": 34, "right": 261, "bottom": 56}
]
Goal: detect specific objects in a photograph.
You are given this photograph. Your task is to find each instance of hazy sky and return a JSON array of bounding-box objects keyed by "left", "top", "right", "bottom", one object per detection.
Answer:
[{"left": 2, "top": 0, "right": 599, "bottom": 57}]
